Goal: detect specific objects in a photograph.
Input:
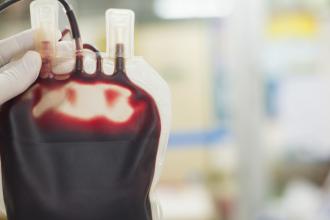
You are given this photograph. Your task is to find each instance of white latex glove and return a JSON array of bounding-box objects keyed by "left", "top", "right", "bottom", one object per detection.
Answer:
[{"left": 0, "top": 29, "right": 41, "bottom": 105}]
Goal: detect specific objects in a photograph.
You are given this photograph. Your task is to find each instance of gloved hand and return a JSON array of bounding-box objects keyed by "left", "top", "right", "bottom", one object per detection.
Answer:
[{"left": 0, "top": 30, "right": 41, "bottom": 105}]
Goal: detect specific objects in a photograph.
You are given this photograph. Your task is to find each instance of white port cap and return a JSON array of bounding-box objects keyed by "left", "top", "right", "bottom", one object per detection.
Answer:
[
  {"left": 30, "top": 0, "right": 59, "bottom": 58},
  {"left": 106, "top": 9, "right": 135, "bottom": 59}
]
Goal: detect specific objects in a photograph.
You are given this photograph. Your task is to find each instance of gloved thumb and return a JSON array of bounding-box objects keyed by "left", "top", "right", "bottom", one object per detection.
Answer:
[{"left": 0, "top": 51, "right": 41, "bottom": 105}]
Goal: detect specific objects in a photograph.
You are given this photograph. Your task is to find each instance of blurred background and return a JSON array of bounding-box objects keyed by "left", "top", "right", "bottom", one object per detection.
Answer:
[{"left": 3, "top": 0, "right": 330, "bottom": 219}]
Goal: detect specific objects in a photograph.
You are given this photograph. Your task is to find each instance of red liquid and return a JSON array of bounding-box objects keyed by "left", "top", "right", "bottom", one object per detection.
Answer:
[{"left": 0, "top": 59, "right": 161, "bottom": 220}]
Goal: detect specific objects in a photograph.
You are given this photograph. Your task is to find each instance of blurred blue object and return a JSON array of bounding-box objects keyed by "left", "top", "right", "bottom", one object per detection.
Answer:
[{"left": 168, "top": 126, "right": 229, "bottom": 147}]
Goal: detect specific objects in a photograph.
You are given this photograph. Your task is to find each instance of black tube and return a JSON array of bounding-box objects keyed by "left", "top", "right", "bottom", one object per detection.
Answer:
[
  {"left": 57, "top": 0, "right": 70, "bottom": 11},
  {"left": 0, "top": 0, "right": 20, "bottom": 12},
  {"left": 83, "top": 43, "right": 102, "bottom": 73},
  {"left": 66, "top": 9, "right": 80, "bottom": 40},
  {"left": 83, "top": 44, "right": 99, "bottom": 53},
  {"left": 57, "top": 0, "right": 80, "bottom": 40}
]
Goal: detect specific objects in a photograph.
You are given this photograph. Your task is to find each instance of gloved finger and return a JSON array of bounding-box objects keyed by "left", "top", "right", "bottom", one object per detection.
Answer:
[
  {"left": 60, "top": 28, "right": 72, "bottom": 41},
  {"left": 0, "top": 29, "right": 34, "bottom": 67},
  {"left": 0, "top": 51, "right": 41, "bottom": 105},
  {"left": 52, "top": 41, "right": 76, "bottom": 75},
  {"left": 52, "top": 41, "right": 97, "bottom": 76},
  {"left": 57, "top": 40, "right": 75, "bottom": 55},
  {"left": 0, "top": 29, "right": 63, "bottom": 68}
]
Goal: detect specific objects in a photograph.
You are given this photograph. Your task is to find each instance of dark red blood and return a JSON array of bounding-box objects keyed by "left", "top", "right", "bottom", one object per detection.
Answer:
[
  {"left": 0, "top": 67, "right": 161, "bottom": 220},
  {"left": 32, "top": 87, "right": 42, "bottom": 106},
  {"left": 104, "top": 89, "right": 120, "bottom": 107},
  {"left": 66, "top": 88, "right": 77, "bottom": 105}
]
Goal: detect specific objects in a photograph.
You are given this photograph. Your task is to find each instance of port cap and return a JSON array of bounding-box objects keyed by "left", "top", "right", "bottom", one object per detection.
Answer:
[
  {"left": 30, "top": 0, "right": 59, "bottom": 58},
  {"left": 106, "top": 9, "right": 135, "bottom": 59}
]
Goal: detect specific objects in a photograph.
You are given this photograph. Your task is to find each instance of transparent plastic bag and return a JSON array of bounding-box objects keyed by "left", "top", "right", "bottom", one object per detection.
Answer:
[{"left": 0, "top": 3, "right": 170, "bottom": 220}]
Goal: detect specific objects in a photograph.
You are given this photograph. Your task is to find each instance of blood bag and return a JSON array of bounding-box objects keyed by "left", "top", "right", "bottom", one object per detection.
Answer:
[{"left": 0, "top": 1, "right": 171, "bottom": 220}]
